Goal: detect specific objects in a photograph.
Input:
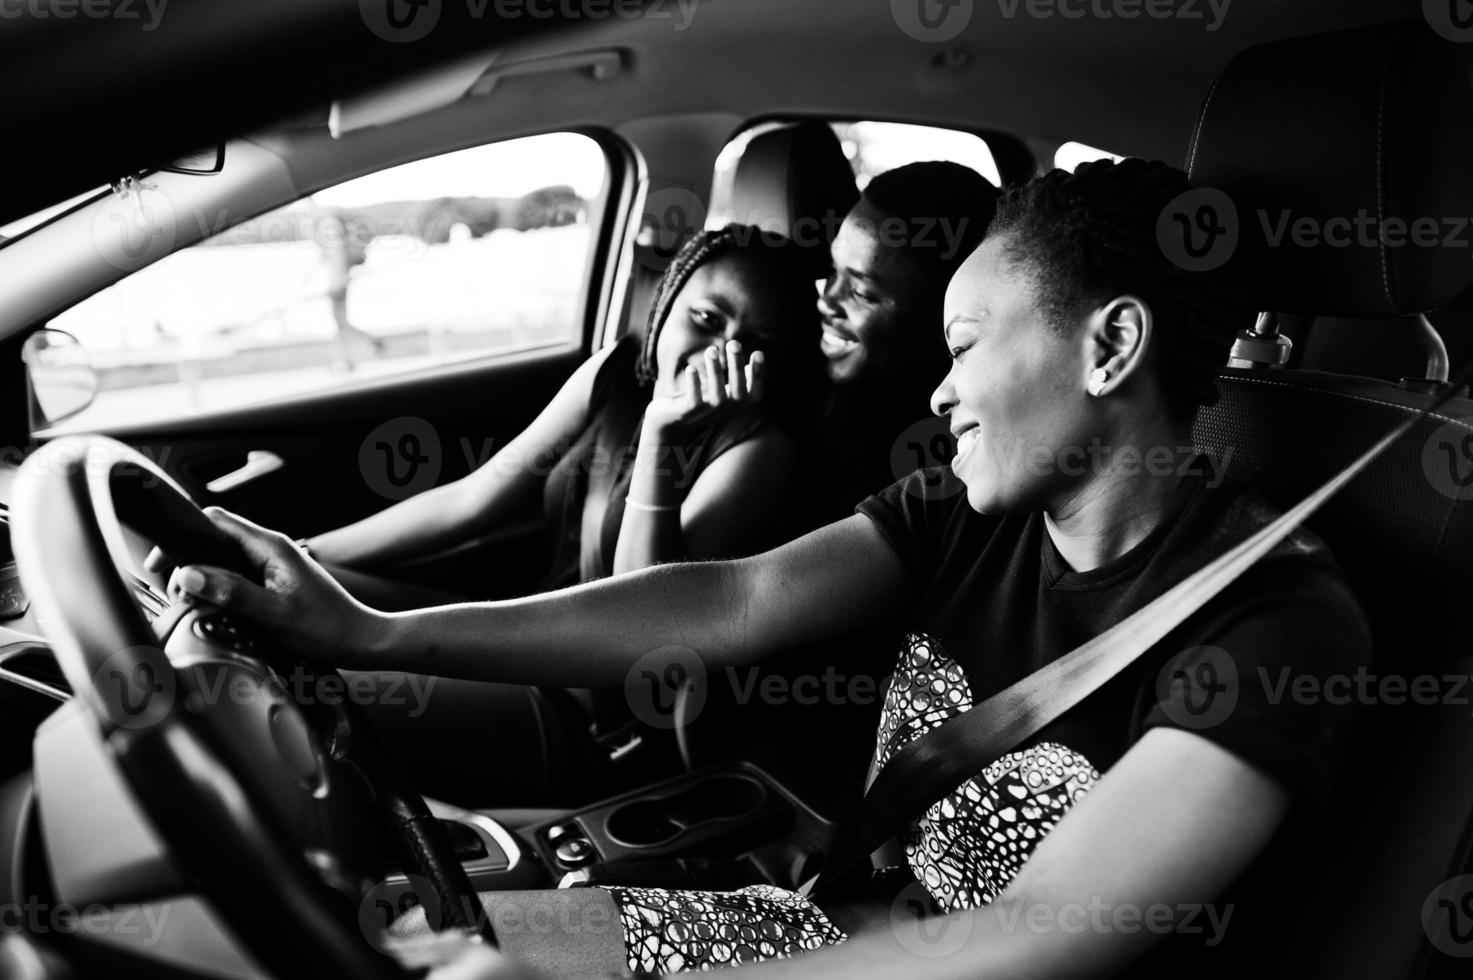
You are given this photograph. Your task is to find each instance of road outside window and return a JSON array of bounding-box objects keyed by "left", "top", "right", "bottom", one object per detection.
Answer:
[{"left": 41, "top": 133, "right": 608, "bottom": 431}]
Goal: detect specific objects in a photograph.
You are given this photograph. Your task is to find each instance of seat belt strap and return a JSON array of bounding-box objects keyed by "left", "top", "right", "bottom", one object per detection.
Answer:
[
  {"left": 579, "top": 340, "right": 645, "bottom": 583},
  {"left": 808, "top": 377, "right": 1465, "bottom": 898}
]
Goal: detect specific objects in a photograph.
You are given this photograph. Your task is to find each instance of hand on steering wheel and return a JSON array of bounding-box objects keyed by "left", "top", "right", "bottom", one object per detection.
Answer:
[
  {"left": 12, "top": 436, "right": 496, "bottom": 976},
  {"left": 168, "top": 506, "right": 385, "bottom": 664}
]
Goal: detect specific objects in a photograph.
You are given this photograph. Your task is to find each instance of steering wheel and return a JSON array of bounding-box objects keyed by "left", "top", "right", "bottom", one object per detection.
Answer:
[{"left": 10, "top": 435, "right": 492, "bottom": 977}]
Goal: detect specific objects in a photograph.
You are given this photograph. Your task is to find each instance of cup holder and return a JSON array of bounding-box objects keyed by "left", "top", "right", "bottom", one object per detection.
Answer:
[
  {"left": 603, "top": 801, "right": 682, "bottom": 846},
  {"left": 604, "top": 774, "right": 768, "bottom": 848}
]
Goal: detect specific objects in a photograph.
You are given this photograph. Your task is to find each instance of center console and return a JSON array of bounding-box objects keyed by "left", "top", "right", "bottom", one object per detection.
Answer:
[{"left": 375, "top": 760, "right": 842, "bottom": 911}]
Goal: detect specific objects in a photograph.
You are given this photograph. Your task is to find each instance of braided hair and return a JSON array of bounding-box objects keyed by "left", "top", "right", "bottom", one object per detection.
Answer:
[
  {"left": 987, "top": 158, "right": 1251, "bottom": 424},
  {"left": 636, "top": 224, "right": 824, "bottom": 425}
]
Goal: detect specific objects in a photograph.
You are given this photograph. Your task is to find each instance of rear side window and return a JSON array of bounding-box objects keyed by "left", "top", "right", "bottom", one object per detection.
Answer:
[
  {"left": 709, "top": 119, "right": 1001, "bottom": 225},
  {"left": 44, "top": 132, "right": 609, "bottom": 430},
  {"left": 1054, "top": 141, "right": 1123, "bottom": 172},
  {"left": 829, "top": 121, "right": 1001, "bottom": 189}
]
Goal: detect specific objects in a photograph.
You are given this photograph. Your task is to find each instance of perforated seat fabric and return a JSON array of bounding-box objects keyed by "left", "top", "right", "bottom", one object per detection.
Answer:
[
  {"left": 1192, "top": 371, "right": 1473, "bottom": 979},
  {"left": 1196, "top": 370, "right": 1473, "bottom": 658}
]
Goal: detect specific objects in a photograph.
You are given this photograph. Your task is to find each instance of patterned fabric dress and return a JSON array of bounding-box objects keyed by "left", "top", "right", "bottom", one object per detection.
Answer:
[
  {"left": 601, "top": 631, "right": 1102, "bottom": 973},
  {"left": 872, "top": 632, "right": 1099, "bottom": 912}
]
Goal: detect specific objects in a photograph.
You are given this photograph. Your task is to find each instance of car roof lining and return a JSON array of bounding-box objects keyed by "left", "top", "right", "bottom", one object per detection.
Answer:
[
  {"left": 308, "top": 0, "right": 1435, "bottom": 163},
  {"left": 0, "top": 0, "right": 1451, "bottom": 347},
  {"left": 0, "top": 0, "right": 1440, "bottom": 225}
]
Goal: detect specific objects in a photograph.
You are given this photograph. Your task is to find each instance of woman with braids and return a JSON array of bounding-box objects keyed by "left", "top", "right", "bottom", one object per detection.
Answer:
[
  {"left": 305, "top": 223, "right": 824, "bottom": 593},
  {"left": 174, "top": 160, "right": 1371, "bottom": 978},
  {"left": 288, "top": 224, "right": 824, "bottom": 805}
]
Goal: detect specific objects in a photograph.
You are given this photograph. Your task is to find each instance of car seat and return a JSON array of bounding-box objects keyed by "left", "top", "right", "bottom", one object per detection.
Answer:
[
  {"left": 718, "top": 119, "right": 859, "bottom": 276},
  {"left": 1185, "top": 21, "right": 1473, "bottom": 980}
]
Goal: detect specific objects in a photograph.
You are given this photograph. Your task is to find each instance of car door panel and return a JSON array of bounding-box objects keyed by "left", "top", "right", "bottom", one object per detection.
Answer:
[{"left": 86, "top": 345, "right": 585, "bottom": 599}]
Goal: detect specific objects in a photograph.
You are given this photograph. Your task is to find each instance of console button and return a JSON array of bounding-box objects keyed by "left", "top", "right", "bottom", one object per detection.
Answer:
[{"left": 555, "top": 838, "right": 593, "bottom": 866}]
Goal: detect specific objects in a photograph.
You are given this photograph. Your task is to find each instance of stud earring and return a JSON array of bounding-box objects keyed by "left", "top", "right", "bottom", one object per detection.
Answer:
[{"left": 1087, "top": 367, "right": 1109, "bottom": 396}]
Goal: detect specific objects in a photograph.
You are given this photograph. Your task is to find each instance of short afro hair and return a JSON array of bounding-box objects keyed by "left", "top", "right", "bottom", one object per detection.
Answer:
[
  {"left": 986, "top": 158, "right": 1252, "bottom": 424},
  {"left": 860, "top": 161, "right": 1000, "bottom": 287}
]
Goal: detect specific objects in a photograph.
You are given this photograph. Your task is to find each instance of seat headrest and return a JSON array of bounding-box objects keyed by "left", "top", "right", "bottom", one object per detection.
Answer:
[
  {"left": 1186, "top": 22, "right": 1473, "bottom": 317},
  {"left": 725, "top": 121, "right": 859, "bottom": 276}
]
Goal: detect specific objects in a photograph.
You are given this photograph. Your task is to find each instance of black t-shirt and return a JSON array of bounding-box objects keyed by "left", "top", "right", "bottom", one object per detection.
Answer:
[
  {"left": 731, "top": 367, "right": 940, "bottom": 793},
  {"left": 856, "top": 465, "right": 1372, "bottom": 975}
]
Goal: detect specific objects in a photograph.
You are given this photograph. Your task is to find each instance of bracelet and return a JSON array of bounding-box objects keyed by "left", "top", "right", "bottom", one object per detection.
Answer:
[{"left": 623, "top": 497, "right": 680, "bottom": 513}]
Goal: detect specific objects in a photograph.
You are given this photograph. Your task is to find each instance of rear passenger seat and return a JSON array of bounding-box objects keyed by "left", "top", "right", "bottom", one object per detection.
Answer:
[{"left": 713, "top": 119, "right": 858, "bottom": 275}]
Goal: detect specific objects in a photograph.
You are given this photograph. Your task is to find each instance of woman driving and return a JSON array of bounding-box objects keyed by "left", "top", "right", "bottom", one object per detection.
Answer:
[{"left": 171, "top": 159, "right": 1371, "bottom": 979}]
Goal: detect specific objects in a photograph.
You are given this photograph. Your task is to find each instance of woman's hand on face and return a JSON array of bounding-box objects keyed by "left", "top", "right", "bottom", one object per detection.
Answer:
[
  {"left": 166, "top": 507, "right": 384, "bottom": 665},
  {"left": 645, "top": 340, "right": 765, "bottom": 436}
]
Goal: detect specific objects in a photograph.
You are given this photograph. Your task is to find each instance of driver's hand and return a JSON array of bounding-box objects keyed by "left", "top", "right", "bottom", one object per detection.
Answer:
[
  {"left": 142, "top": 544, "right": 173, "bottom": 578},
  {"left": 168, "top": 507, "right": 382, "bottom": 664}
]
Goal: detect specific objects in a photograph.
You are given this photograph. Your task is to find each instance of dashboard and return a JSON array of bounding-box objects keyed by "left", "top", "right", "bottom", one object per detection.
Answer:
[
  {"left": 0, "top": 457, "right": 172, "bottom": 696},
  {"left": 0, "top": 472, "right": 86, "bottom": 786},
  {"left": 0, "top": 500, "right": 67, "bottom": 700}
]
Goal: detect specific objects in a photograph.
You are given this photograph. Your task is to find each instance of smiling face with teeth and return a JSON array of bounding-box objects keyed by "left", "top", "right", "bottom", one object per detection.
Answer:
[
  {"left": 931, "top": 233, "right": 1107, "bottom": 516},
  {"left": 816, "top": 198, "right": 938, "bottom": 385},
  {"left": 650, "top": 253, "right": 789, "bottom": 398}
]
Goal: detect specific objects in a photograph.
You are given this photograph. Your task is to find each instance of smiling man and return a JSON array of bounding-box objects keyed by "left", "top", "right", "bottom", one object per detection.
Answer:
[
  {"left": 793, "top": 161, "right": 999, "bottom": 537},
  {"left": 819, "top": 161, "right": 998, "bottom": 389},
  {"left": 751, "top": 162, "right": 1000, "bottom": 791}
]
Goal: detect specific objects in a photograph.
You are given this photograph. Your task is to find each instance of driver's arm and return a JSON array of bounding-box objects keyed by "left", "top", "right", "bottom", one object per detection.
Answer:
[
  {"left": 742, "top": 726, "right": 1291, "bottom": 980},
  {"left": 303, "top": 342, "right": 618, "bottom": 570},
  {"left": 177, "top": 510, "right": 910, "bottom": 687}
]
